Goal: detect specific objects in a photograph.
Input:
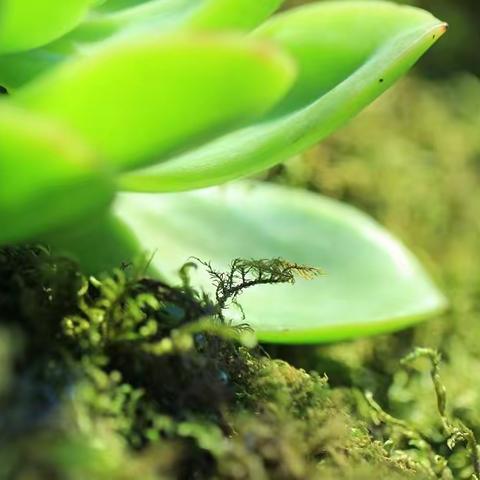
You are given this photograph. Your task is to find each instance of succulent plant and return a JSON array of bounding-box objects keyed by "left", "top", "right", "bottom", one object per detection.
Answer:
[{"left": 0, "top": 0, "right": 447, "bottom": 343}]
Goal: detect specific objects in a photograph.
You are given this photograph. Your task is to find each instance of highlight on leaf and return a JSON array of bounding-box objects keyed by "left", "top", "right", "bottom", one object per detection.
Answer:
[{"left": 0, "top": 0, "right": 285, "bottom": 91}]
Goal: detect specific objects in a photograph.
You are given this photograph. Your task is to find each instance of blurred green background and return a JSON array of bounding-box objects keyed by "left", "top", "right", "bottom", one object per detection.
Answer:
[{"left": 271, "top": 0, "right": 480, "bottom": 469}]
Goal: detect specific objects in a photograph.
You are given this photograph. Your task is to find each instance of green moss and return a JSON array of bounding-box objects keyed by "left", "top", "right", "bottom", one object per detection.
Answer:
[{"left": 0, "top": 246, "right": 435, "bottom": 479}]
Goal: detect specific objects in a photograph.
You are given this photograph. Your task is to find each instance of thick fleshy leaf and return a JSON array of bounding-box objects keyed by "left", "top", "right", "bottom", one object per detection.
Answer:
[
  {"left": 0, "top": 0, "right": 284, "bottom": 91},
  {"left": 51, "top": 182, "right": 447, "bottom": 343},
  {"left": 0, "top": 0, "right": 93, "bottom": 54},
  {"left": 119, "top": 1, "right": 447, "bottom": 192},
  {"left": 13, "top": 35, "right": 295, "bottom": 171},
  {"left": 115, "top": 182, "right": 446, "bottom": 343},
  {"left": 0, "top": 104, "right": 114, "bottom": 245}
]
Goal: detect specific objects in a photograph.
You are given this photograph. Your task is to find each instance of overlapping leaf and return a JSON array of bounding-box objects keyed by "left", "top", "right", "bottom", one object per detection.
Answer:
[
  {"left": 0, "top": 104, "right": 113, "bottom": 245},
  {"left": 13, "top": 35, "right": 295, "bottom": 170},
  {"left": 119, "top": 1, "right": 447, "bottom": 192},
  {"left": 0, "top": 0, "right": 284, "bottom": 90}
]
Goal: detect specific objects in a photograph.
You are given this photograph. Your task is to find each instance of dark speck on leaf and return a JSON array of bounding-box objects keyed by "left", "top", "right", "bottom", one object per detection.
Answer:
[{"left": 379, "top": 78, "right": 384, "bottom": 83}]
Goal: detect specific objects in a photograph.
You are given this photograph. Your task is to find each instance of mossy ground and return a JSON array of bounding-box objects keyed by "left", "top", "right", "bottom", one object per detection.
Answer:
[{"left": 1, "top": 75, "right": 480, "bottom": 479}]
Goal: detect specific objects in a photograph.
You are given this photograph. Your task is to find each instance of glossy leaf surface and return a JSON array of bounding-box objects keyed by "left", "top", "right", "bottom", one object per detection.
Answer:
[
  {"left": 120, "top": 1, "right": 447, "bottom": 192},
  {"left": 14, "top": 35, "right": 295, "bottom": 171},
  {"left": 0, "top": 104, "right": 113, "bottom": 245},
  {"left": 108, "top": 182, "right": 447, "bottom": 343},
  {"left": 0, "top": 0, "right": 93, "bottom": 54}
]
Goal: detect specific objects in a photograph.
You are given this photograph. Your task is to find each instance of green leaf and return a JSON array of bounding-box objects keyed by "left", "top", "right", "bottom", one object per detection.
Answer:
[
  {"left": 0, "top": 49, "right": 64, "bottom": 93},
  {"left": 0, "top": 0, "right": 284, "bottom": 91},
  {"left": 44, "top": 212, "right": 144, "bottom": 275},
  {"left": 0, "top": 0, "right": 93, "bottom": 54},
  {"left": 108, "top": 182, "right": 446, "bottom": 344},
  {"left": 119, "top": 1, "right": 447, "bottom": 192},
  {"left": 52, "top": 182, "right": 447, "bottom": 343},
  {"left": 0, "top": 104, "right": 114, "bottom": 245},
  {"left": 13, "top": 34, "right": 295, "bottom": 171}
]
